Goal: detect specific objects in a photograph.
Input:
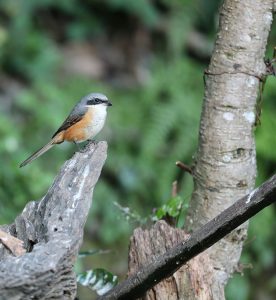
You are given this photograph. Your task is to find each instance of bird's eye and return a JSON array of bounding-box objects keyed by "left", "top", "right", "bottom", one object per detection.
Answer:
[{"left": 94, "top": 98, "right": 101, "bottom": 104}]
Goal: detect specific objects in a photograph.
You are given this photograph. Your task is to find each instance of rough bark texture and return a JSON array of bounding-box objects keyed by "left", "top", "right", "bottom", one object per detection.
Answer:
[
  {"left": 128, "top": 222, "right": 213, "bottom": 300},
  {"left": 125, "top": 0, "right": 273, "bottom": 299},
  {"left": 0, "top": 141, "right": 107, "bottom": 300},
  {"left": 185, "top": 0, "right": 273, "bottom": 298},
  {"left": 100, "top": 173, "right": 276, "bottom": 300}
]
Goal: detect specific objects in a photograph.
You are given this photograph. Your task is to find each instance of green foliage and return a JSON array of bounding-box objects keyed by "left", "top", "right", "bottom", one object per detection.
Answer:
[
  {"left": 77, "top": 268, "right": 118, "bottom": 296},
  {"left": 78, "top": 249, "right": 111, "bottom": 258},
  {"left": 256, "top": 77, "right": 276, "bottom": 164},
  {"left": 104, "top": 0, "right": 160, "bottom": 27},
  {"left": 152, "top": 195, "right": 187, "bottom": 226},
  {"left": 113, "top": 193, "right": 189, "bottom": 228},
  {"left": 226, "top": 273, "right": 250, "bottom": 300},
  {"left": 0, "top": 1, "right": 276, "bottom": 299}
]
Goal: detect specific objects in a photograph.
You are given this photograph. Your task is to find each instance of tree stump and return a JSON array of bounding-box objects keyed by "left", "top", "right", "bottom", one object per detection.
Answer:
[
  {"left": 0, "top": 141, "right": 107, "bottom": 300},
  {"left": 128, "top": 221, "right": 213, "bottom": 300}
]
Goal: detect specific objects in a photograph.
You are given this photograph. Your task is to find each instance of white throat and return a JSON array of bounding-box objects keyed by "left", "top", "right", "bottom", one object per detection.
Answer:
[{"left": 85, "top": 104, "right": 107, "bottom": 139}]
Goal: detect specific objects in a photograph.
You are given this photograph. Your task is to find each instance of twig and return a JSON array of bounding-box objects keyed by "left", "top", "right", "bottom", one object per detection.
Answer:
[
  {"left": 175, "top": 161, "right": 193, "bottom": 175},
  {"left": 98, "top": 173, "right": 276, "bottom": 300},
  {"left": 171, "top": 181, "right": 178, "bottom": 197},
  {"left": 235, "top": 262, "right": 253, "bottom": 276}
]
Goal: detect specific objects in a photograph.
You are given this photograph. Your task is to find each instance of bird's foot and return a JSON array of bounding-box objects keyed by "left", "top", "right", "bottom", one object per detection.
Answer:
[
  {"left": 87, "top": 139, "right": 97, "bottom": 145},
  {"left": 74, "top": 141, "right": 87, "bottom": 153}
]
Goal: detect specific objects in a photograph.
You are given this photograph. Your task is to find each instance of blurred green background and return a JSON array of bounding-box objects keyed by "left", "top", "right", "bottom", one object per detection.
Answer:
[{"left": 0, "top": 0, "right": 275, "bottom": 299}]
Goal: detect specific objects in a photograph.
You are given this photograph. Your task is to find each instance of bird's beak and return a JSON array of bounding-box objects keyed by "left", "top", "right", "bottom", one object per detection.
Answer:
[{"left": 107, "top": 101, "right": 112, "bottom": 106}]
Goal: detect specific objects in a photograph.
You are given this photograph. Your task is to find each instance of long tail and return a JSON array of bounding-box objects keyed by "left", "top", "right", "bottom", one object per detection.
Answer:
[{"left": 20, "top": 139, "right": 56, "bottom": 168}]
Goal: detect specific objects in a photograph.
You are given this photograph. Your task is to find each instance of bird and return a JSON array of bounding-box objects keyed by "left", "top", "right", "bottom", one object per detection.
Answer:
[{"left": 20, "top": 93, "right": 112, "bottom": 168}]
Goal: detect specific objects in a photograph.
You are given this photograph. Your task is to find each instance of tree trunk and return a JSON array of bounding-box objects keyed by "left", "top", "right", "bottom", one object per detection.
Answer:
[
  {"left": 185, "top": 0, "right": 273, "bottom": 298},
  {"left": 127, "top": 0, "right": 273, "bottom": 299}
]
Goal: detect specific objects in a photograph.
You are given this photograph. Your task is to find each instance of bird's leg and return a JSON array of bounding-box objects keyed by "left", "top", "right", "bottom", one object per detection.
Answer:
[
  {"left": 74, "top": 141, "right": 89, "bottom": 153},
  {"left": 73, "top": 141, "right": 81, "bottom": 151},
  {"left": 86, "top": 139, "right": 97, "bottom": 145}
]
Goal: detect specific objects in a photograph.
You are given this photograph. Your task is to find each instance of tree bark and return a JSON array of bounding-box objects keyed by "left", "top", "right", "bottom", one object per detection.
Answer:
[
  {"left": 0, "top": 141, "right": 107, "bottom": 300},
  {"left": 100, "top": 173, "right": 276, "bottom": 300},
  {"left": 185, "top": 0, "right": 273, "bottom": 298},
  {"left": 127, "top": 221, "right": 212, "bottom": 300},
  {"left": 126, "top": 0, "right": 274, "bottom": 299}
]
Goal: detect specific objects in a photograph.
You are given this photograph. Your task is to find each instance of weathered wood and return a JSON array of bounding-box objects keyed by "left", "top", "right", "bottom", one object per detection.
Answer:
[
  {"left": 0, "top": 229, "right": 26, "bottom": 256},
  {"left": 99, "top": 173, "right": 276, "bottom": 300},
  {"left": 0, "top": 141, "right": 107, "bottom": 300},
  {"left": 128, "top": 221, "right": 213, "bottom": 300}
]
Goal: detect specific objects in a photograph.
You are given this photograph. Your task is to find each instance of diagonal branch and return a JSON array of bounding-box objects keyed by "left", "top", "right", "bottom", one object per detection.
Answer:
[{"left": 99, "top": 173, "right": 276, "bottom": 300}]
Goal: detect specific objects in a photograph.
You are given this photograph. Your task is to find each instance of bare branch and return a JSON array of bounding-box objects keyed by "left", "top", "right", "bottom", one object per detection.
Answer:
[
  {"left": 99, "top": 173, "right": 276, "bottom": 300},
  {"left": 171, "top": 181, "right": 178, "bottom": 197},
  {"left": 175, "top": 161, "right": 192, "bottom": 175}
]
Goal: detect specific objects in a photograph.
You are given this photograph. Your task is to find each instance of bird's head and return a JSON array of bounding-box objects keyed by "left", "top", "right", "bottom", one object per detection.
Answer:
[{"left": 85, "top": 93, "right": 112, "bottom": 107}]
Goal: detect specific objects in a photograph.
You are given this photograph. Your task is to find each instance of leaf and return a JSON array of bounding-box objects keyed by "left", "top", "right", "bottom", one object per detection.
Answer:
[
  {"left": 77, "top": 268, "right": 118, "bottom": 296},
  {"left": 78, "top": 249, "right": 110, "bottom": 258},
  {"left": 152, "top": 196, "right": 186, "bottom": 221}
]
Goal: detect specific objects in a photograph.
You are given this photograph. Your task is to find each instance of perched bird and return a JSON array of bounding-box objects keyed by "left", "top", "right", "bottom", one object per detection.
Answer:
[{"left": 20, "top": 93, "right": 112, "bottom": 167}]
